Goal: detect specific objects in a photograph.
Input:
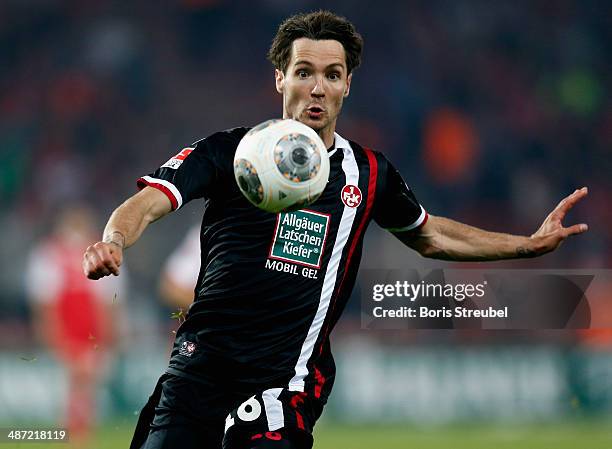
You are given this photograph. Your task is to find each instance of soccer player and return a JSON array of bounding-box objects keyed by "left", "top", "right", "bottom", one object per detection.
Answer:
[
  {"left": 82, "top": 10, "right": 588, "bottom": 449},
  {"left": 27, "top": 206, "right": 126, "bottom": 449}
]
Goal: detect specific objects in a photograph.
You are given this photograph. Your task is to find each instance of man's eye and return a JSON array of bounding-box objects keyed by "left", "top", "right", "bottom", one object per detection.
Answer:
[
  {"left": 328, "top": 73, "right": 340, "bottom": 80},
  {"left": 297, "top": 70, "right": 309, "bottom": 78}
]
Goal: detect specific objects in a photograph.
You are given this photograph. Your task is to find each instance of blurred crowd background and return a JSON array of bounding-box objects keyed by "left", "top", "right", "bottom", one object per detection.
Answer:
[{"left": 1, "top": 0, "right": 610, "bottom": 447}]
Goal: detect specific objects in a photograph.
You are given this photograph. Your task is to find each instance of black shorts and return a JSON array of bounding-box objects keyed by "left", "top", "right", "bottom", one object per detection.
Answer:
[{"left": 130, "top": 373, "right": 322, "bottom": 449}]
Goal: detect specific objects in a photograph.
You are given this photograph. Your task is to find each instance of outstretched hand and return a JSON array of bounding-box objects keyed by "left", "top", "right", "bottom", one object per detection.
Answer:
[{"left": 528, "top": 187, "right": 589, "bottom": 256}]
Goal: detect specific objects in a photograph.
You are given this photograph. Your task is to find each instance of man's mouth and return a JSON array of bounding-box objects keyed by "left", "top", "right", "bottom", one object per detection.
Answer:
[{"left": 306, "top": 105, "right": 325, "bottom": 119}]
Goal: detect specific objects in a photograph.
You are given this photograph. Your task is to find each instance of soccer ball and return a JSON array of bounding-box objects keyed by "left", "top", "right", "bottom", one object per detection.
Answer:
[{"left": 233, "top": 119, "right": 330, "bottom": 213}]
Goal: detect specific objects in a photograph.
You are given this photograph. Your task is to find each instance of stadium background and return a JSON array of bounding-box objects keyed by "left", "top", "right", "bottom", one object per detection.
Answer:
[{"left": 1, "top": 0, "right": 611, "bottom": 448}]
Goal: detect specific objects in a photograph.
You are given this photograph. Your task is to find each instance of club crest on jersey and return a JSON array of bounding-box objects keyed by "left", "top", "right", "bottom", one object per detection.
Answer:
[
  {"left": 162, "top": 147, "right": 194, "bottom": 170},
  {"left": 341, "top": 184, "right": 362, "bottom": 208},
  {"left": 179, "top": 340, "right": 197, "bottom": 357}
]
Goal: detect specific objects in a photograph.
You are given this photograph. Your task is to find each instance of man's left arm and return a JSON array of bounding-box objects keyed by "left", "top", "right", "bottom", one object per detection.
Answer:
[{"left": 395, "top": 187, "right": 589, "bottom": 261}]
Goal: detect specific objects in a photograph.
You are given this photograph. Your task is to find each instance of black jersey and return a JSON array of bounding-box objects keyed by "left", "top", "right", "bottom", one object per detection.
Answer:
[{"left": 137, "top": 127, "right": 427, "bottom": 403}]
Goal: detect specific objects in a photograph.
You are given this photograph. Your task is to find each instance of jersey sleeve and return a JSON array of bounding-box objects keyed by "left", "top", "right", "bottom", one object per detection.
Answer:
[
  {"left": 373, "top": 156, "right": 428, "bottom": 232},
  {"left": 137, "top": 132, "right": 230, "bottom": 210}
]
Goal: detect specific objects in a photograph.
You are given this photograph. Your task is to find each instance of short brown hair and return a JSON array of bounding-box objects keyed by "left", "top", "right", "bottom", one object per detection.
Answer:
[{"left": 267, "top": 10, "right": 364, "bottom": 74}]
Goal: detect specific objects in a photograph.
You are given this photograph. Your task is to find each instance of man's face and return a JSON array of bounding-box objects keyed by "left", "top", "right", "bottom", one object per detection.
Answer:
[{"left": 275, "top": 38, "right": 352, "bottom": 142}]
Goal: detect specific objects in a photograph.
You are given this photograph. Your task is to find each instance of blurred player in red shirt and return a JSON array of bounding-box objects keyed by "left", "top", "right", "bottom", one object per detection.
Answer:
[
  {"left": 26, "top": 206, "right": 126, "bottom": 449},
  {"left": 159, "top": 224, "right": 201, "bottom": 310}
]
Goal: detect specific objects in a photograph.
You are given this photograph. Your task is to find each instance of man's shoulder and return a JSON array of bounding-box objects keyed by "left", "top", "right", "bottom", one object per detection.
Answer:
[
  {"left": 192, "top": 126, "right": 251, "bottom": 149},
  {"left": 343, "top": 137, "right": 388, "bottom": 165}
]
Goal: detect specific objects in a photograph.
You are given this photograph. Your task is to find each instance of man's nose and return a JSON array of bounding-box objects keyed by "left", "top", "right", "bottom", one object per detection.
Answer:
[{"left": 310, "top": 77, "right": 325, "bottom": 97}]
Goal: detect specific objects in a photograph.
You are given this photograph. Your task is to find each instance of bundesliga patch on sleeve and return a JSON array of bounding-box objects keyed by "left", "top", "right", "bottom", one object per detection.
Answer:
[{"left": 162, "top": 147, "right": 194, "bottom": 169}]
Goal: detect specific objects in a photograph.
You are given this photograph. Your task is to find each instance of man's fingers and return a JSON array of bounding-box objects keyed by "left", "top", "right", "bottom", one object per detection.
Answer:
[
  {"left": 97, "top": 244, "right": 121, "bottom": 275},
  {"left": 85, "top": 263, "right": 109, "bottom": 280},
  {"left": 556, "top": 187, "right": 588, "bottom": 215},
  {"left": 563, "top": 223, "right": 589, "bottom": 238},
  {"left": 83, "top": 245, "right": 120, "bottom": 279},
  {"left": 87, "top": 252, "right": 112, "bottom": 277}
]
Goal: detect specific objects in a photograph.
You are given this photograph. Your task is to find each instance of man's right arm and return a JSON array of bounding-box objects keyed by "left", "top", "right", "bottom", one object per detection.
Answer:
[{"left": 83, "top": 187, "right": 172, "bottom": 280}]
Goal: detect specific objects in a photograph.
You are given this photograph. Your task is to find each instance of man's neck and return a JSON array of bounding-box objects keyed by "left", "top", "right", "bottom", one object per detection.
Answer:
[{"left": 317, "top": 126, "right": 335, "bottom": 149}]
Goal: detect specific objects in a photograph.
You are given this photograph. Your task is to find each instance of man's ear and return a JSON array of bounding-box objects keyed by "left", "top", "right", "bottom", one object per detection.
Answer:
[
  {"left": 344, "top": 73, "right": 352, "bottom": 98},
  {"left": 275, "top": 69, "right": 284, "bottom": 94}
]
